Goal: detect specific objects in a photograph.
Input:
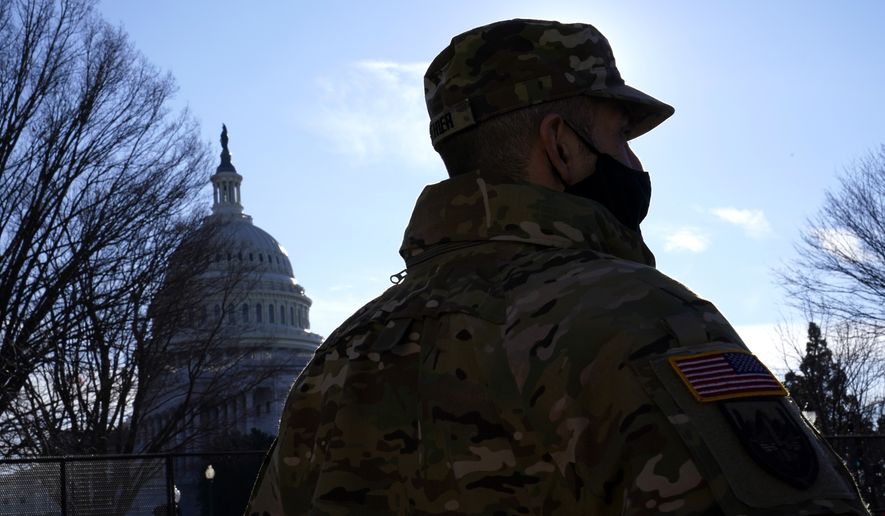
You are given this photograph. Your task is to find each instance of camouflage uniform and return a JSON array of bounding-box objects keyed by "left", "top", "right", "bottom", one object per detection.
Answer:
[{"left": 246, "top": 19, "right": 870, "bottom": 515}]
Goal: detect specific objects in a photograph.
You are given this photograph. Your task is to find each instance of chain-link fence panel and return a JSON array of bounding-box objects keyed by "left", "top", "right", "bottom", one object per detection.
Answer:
[
  {"left": 0, "top": 452, "right": 266, "bottom": 516},
  {"left": 65, "top": 457, "right": 168, "bottom": 515},
  {"left": 0, "top": 460, "right": 62, "bottom": 515},
  {"left": 0, "top": 456, "right": 175, "bottom": 516},
  {"left": 7, "top": 442, "right": 878, "bottom": 515},
  {"left": 826, "top": 435, "right": 885, "bottom": 512}
]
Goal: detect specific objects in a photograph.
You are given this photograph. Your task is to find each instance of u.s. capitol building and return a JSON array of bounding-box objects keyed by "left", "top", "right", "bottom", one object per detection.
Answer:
[{"left": 140, "top": 126, "right": 322, "bottom": 450}]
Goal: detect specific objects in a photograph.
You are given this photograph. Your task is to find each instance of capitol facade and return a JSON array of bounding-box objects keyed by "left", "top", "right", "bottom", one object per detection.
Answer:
[{"left": 140, "top": 126, "right": 322, "bottom": 449}]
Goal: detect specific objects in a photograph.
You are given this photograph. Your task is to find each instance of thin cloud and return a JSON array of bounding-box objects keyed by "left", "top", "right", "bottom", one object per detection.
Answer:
[
  {"left": 815, "top": 228, "right": 868, "bottom": 262},
  {"left": 309, "top": 60, "right": 435, "bottom": 165},
  {"left": 711, "top": 207, "right": 772, "bottom": 238},
  {"left": 663, "top": 228, "right": 709, "bottom": 253}
]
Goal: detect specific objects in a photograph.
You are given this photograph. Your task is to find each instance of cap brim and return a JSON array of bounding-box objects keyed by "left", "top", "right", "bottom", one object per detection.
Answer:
[{"left": 584, "top": 84, "right": 674, "bottom": 140}]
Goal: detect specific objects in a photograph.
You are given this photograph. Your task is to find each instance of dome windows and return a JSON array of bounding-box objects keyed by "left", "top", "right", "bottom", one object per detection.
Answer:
[{"left": 198, "top": 300, "right": 316, "bottom": 327}]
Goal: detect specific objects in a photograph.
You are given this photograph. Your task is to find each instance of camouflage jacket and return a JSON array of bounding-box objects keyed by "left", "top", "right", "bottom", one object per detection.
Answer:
[{"left": 246, "top": 174, "right": 869, "bottom": 515}]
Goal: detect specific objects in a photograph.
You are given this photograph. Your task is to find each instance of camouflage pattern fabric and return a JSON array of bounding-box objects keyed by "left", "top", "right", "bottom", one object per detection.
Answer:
[
  {"left": 425, "top": 18, "right": 675, "bottom": 147},
  {"left": 246, "top": 174, "right": 870, "bottom": 515}
]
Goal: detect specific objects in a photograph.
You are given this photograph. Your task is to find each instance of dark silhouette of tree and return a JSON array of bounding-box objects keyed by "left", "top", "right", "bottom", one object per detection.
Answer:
[
  {"left": 0, "top": 2, "right": 304, "bottom": 512},
  {"left": 0, "top": 0, "right": 209, "bottom": 419},
  {"left": 777, "top": 147, "right": 885, "bottom": 433},
  {"left": 0, "top": 0, "right": 293, "bottom": 461},
  {"left": 0, "top": 208, "right": 297, "bottom": 458},
  {"left": 784, "top": 322, "right": 872, "bottom": 434},
  {"left": 779, "top": 146, "right": 885, "bottom": 328}
]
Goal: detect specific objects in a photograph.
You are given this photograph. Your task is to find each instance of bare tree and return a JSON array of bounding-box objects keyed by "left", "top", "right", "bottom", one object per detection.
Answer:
[
  {"left": 779, "top": 146, "right": 885, "bottom": 327},
  {"left": 0, "top": 5, "right": 226, "bottom": 512},
  {"left": 0, "top": 213, "right": 301, "bottom": 513},
  {"left": 780, "top": 319, "right": 884, "bottom": 434},
  {"left": 777, "top": 146, "right": 885, "bottom": 431},
  {"left": 0, "top": 211, "right": 300, "bottom": 457},
  {"left": 828, "top": 322, "right": 885, "bottom": 429},
  {"left": 0, "top": 0, "right": 279, "bottom": 459},
  {"left": 0, "top": 3, "right": 302, "bottom": 512},
  {"left": 0, "top": 0, "right": 211, "bottom": 417}
]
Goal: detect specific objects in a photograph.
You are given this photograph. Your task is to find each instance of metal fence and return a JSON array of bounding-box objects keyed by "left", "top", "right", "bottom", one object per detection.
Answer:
[
  {"left": 0, "top": 451, "right": 266, "bottom": 516},
  {"left": 0, "top": 438, "right": 882, "bottom": 515},
  {"left": 827, "top": 435, "right": 885, "bottom": 512}
]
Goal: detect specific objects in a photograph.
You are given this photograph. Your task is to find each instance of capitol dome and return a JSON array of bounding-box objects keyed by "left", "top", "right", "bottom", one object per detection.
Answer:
[
  {"left": 141, "top": 126, "right": 322, "bottom": 459},
  {"left": 211, "top": 221, "right": 296, "bottom": 279},
  {"left": 168, "top": 125, "right": 322, "bottom": 350}
]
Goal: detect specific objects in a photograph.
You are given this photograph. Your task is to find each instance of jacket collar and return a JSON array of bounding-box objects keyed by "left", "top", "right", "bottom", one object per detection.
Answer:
[{"left": 400, "top": 173, "right": 655, "bottom": 267}]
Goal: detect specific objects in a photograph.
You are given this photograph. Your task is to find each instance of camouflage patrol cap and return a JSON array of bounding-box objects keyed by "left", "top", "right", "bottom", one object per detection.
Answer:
[{"left": 425, "top": 19, "right": 675, "bottom": 148}]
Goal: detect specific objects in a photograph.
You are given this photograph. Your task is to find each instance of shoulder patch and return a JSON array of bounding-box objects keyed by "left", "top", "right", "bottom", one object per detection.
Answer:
[
  {"left": 634, "top": 345, "right": 868, "bottom": 511},
  {"left": 719, "top": 399, "right": 819, "bottom": 489},
  {"left": 669, "top": 351, "right": 787, "bottom": 402}
]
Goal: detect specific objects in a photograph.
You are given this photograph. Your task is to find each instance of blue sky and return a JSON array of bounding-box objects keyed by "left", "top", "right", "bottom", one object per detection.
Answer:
[{"left": 98, "top": 1, "right": 885, "bottom": 370}]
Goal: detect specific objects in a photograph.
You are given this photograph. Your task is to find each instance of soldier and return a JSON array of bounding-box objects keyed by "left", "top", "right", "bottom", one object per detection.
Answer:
[{"left": 247, "top": 19, "right": 870, "bottom": 515}]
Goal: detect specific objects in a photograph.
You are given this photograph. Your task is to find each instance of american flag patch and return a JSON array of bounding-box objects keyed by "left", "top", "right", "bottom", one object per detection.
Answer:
[{"left": 669, "top": 351, "right": 787, "bottom": 402}]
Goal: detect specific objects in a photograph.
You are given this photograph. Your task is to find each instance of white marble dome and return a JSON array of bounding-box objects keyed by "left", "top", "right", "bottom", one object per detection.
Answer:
[
  {"left": 143, "top": 126, "right": 322, "bottom": 456},
  {"left": 198, "top": 214, "right": 317, "bottom": 344},
  {"left": 210, "top": 221, "right": 297, "bottom": 279},
  {"left": 180, "top": 125, "right": 322, "bottom": 350}
]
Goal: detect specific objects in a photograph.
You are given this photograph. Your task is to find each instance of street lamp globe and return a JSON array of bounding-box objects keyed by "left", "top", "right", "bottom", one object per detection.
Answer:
[
  {"left": 802, "top": 409, "right": 818, "bottom": 427},
  {"left": 205, "top": 464, "right": 216, "bottom": 481}
]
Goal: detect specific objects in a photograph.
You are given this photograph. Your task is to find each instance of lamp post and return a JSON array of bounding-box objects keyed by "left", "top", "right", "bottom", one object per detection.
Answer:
[
  {"left": 802, "top": 408, "right": 818, "bottom": 428},
  {"left": 204, "top": 465, "right": 215, "bottom": 516}
]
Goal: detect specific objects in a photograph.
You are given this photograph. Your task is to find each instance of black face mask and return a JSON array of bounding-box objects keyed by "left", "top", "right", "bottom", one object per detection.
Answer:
[{"left": 560, "top": 126, "right": 651, "bottom": 233}]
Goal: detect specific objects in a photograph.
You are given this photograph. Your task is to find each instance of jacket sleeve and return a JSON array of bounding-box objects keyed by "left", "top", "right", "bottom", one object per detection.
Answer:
[
  {"left": 244, "top": 440, "right": 284, "bottom": 516},
  {"left": 504, "top": 259, "right": 870, "bottom": 515}
]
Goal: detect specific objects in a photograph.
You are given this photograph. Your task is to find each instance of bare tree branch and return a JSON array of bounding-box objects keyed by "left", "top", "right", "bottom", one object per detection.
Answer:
[
  {"left": 776, "top": 148, "right": 885, "bottom": 432},
  {"left": 0, "top": 0, "right": 213, "bottom": 456}
]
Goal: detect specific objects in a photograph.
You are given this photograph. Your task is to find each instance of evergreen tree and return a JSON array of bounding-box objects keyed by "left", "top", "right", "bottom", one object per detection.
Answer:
[{"left": 784, "top": 322, "right": 871, "bottom": 434}]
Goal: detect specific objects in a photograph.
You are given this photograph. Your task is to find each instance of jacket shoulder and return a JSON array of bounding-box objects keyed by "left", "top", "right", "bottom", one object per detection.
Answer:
[{"left": 505, "top": 248, "right": 745, "bottom": 358}]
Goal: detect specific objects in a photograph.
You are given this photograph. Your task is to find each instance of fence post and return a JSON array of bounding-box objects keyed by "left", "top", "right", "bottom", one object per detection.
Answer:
[
  {"left": 60, "top": 457, "right": 67, "bottom": 516},
  {"left": 166, "top": 454, "right": 175, "bottom": 516}
]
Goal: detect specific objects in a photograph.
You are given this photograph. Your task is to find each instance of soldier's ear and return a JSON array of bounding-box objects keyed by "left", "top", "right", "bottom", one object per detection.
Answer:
[{"left": 538, "top": 113, "right": 580, "bottom": 186}]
